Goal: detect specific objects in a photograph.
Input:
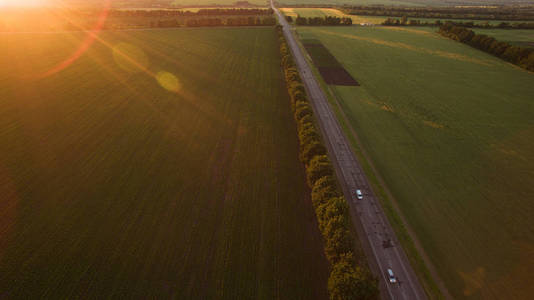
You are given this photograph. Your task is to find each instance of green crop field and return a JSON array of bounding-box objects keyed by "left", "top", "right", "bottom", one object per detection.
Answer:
[
  {"left": 473, "top": 28, "right": 534, "bottom": 48},
  {"left": 296, "top": 26, "right": 534, "bottom": 299},
  {"left": 0, "top": 27, "right": 329, "bottom": 298}
]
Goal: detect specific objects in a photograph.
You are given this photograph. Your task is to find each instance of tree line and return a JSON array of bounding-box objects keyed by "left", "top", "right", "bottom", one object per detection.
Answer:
[
  {"left": 109, "top": 8, "right": 273, "bottom": 17},
  {"left": 439, "top": 23, "right": 534, "bottom": 72},
  {"left": 343, "top": 5, "right": 534, "bottom": 21},
  {"left": 294, "top": 16, "right": 352, "bottom": 26},
  {"left": 382, "top": 17, "right": 534, "bottom": 29},
  {"left": 151, "top": 16, "right": 276, "bottom": 28},
  {"left": 276, "top": 24, "right": 378, "bottom": 300}
]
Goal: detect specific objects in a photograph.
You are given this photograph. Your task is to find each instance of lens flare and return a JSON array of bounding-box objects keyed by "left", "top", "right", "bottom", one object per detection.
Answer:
[
  {"left": 34, "top": 0, "right": 111, "bottom": 79},
  {"left": 112, "top": 43, "right": 149, "bottom": 73},
  {"left": 156, "top": 71, "right": 180, "bottom": 93}
]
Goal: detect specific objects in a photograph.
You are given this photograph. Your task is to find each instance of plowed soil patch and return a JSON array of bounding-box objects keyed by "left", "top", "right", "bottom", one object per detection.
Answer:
[
  {"left": 303, "top": 40, "right": 359, "bottom": 86},
  {"left": 318, "top": 67, "right": 359, "bottom": 86}
]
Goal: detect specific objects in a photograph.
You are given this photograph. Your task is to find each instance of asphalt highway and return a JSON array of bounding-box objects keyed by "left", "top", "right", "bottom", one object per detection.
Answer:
[{"left": 271, "top": 2, "right": 428, "bottom": 299}]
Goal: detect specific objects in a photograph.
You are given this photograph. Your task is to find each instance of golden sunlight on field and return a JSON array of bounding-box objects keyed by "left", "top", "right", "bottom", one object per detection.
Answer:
[{"left": 112, "top": 43, "right": 150, "bottom": 73}]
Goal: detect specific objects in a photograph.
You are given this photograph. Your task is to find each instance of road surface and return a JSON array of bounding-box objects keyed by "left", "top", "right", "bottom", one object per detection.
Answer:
[{"left": 271, "top": 2, "right": 428, "bottom": 299}]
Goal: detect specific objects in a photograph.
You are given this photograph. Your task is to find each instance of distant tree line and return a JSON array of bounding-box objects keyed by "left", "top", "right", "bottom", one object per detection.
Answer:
[
  {"left": 276, "top": 24, "right": 378, "bottom": 300},
  {"left": 109, "top": 8, "right": 273, "bottom": 17},
  {"left": 295, "top": 16, "right": 352, "bottom": 26},
  {"left": 185, "top": 18, "right": 223, "bottom": 27},
  {"left": 187, "top": 16, "right": 275, "bottom": 27},
  {"left": 151, "top": 16, "right": 276, "bottom": 28},
  {"left": 382, "top": 17, "right": 534, "bottom": 29},
  {"left": 439, "top": 23, "right": 534, "bottom": 71},
  {"left": 226, "top": 16, "right": 276, "bottom": 26},
  {"left": 343, "top": 5, "right": 534, "bottom": 21}
]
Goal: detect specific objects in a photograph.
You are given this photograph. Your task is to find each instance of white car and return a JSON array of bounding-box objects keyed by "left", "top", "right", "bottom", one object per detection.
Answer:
[
  {"left": 387, "top": 268, "right": 397, "bottom": 284},
  {"left": 356, "top": 189, "right": 363, "bottom": 200}
]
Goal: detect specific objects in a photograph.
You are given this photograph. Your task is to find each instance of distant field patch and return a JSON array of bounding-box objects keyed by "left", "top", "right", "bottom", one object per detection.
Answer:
[
  {"left": 0, "top": 27, "right": 328, "bottom": 298},
  {"left": 377, "top": 26, "right": 436, "bottom": 36},
  {"left": 473, "top": 28, "right": 534, "bottom": 48},
  {"left": 302, "top": 39, "right": 359, "bottom": 86},
  {"left": 281, "top": 7, "right": 343, "bottom": 18},
  {"left": 314, "top": 28, "right": 494, "bottom": 66},
  {"left": 280, "top": 8, "right": 386, "bottom": 25}
]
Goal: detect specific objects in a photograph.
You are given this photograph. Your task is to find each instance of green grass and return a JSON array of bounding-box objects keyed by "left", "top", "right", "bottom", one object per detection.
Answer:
[
  {"left": 296, "top": 26, "right": 534, "bottom": 299},
  {"left": 473, "top": 28, "right": 534, "bottom": 48},
  {"left": 0, "top": 27, "right": 329, "bottom": 298}
]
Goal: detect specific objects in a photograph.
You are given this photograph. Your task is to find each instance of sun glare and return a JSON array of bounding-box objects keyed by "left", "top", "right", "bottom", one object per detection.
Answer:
[{"left": 0, "top": 0, "right": 49, "bottom": 7}]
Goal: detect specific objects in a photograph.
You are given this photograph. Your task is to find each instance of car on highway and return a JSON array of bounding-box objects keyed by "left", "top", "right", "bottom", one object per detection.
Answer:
[
  {"left": 387, "top": 268, "right": 397, "bottom": 283},
  {"left": 355, "top": 189, "right": 363, "bottom": 200}
]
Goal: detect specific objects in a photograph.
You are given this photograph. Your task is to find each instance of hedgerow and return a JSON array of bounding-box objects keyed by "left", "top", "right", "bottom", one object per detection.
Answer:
[
  {"left": 438, "top": 23, "right": 534, "bottom": 72},
  {"left": 276, "top": 25, "right": 378, "bottom": 300}
]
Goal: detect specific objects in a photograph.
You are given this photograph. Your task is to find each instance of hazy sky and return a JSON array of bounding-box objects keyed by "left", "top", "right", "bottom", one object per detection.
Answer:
[
  {"left": 0, "top": 0, "right": 50, "bottom": 6},
  {"left": 0, "top": 0, "right": 114, "bottom": 7}
]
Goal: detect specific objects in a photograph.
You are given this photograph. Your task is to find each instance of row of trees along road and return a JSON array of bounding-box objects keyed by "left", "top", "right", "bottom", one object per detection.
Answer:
[
  {"left": 276, "top": 25, "right": 378, "bottom": 300},
  {"left": 439, "top": 23, "right": 534, "bottom": 72},
  {"left": 152, "top": 16, "right": 276, "bottom": 28},
  {"left": 109, "top": 8, "right": 273, "bottom": 17},
  {"left": 294, "top": 16, "right": 352, "bottom": 26},
  {"left": 382, "top": 16, "right": 534, "bottom": 29},
  {"left": 343, "top": 5, "right": 534, "bottom": 21}
]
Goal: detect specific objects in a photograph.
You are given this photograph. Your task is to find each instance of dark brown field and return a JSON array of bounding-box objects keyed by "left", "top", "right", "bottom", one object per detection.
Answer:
[
  {"left": 303, "top": 40, "right": 359, "bottom": 86},
  {"left": 317, "top": 66, "right": 359, "bottom": 86}
]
